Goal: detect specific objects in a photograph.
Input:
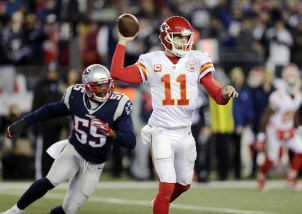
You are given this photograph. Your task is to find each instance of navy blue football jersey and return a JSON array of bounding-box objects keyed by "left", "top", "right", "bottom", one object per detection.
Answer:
[{"left": 24, "top": 84, "right": 136, "bottom": 164}]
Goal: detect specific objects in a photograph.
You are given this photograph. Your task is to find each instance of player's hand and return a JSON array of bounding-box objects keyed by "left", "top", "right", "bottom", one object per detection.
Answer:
[
  {"left": 222, "top": 86, "right": 238, "bottom": 99},
  {"left": 117, "top": 27, "right": 138, "bottom": 46},
  {"left": 91, "top": 118, "right": 113, "bottom": 137},
  {"left": 255, "top": 132, "right": 266, "bottom": 152},
  {"left": 7, "top": 119, "right": 28, "bottom": 143}
]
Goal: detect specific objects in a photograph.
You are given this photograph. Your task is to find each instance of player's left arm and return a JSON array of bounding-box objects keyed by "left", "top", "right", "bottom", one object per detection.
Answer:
[
  {"left": 200, "top": 72, "right": 238, "bottom": 105},
  {"left": 114, "top": 113, "right": 136, "bottom": 149},
  {"left": 7, "top": 100, "right": 70, "bottom": 142},
  {"left": 23, "top": 100, "right": 70, "bottom": 125},
  {"left": 92, "top": 99, "right": 136, "bottom": 149},
  {"left": 113, "top": 98, "right": 136, "bottom": 149}
]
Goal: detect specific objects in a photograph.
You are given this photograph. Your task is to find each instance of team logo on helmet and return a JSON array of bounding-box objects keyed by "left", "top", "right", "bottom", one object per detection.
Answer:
[
  {"left": 186, "top": 60, "right": 197, "bottom": 72},
  {"left": 159, "top": 16, "right": 194, "bottom": 57},
  {"left": 160, "top": 22, "right": 170, "bottom": 33},
  {"left": 84, "top": 68, "right": 91, "bottom": 75}
]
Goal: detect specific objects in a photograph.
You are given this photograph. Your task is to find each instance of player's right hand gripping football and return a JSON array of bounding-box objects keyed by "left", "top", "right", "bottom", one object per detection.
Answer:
[
  {"left": 6, "top": 119, "right": 29, "bottom": 143},
  {"left": 117, "top": 28, "right": 138, "bottom": 46},
  {"left": 91, "top": 118, "right": 113, "bottom": 138}
]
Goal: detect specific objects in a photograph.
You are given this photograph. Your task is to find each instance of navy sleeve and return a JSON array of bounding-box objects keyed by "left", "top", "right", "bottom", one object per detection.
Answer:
[
  {"left": 113, "top": 99, "right": 136, "bottom": 149},
  {"left": 114, "top": 114, "right": 136, "bottom": 149},
  {"left": 23, "top": 100, "right": 70, "bottom": 125}
]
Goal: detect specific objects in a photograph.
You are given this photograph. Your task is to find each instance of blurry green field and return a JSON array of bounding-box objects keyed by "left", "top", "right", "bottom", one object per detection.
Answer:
[{"left": 0, "top": 180, "right": 301, "bottom": 214}]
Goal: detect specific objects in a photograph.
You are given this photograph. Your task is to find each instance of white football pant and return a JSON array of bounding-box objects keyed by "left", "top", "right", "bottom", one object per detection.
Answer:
[
  {"left": 266, "top": 126, "right": 302, "bottom": 163},
  {"left": 46, "top": 143, "right": 104, "bottom": 214},
  {"left": 143, "top": 125, "right": 197, "bottom": 185}
]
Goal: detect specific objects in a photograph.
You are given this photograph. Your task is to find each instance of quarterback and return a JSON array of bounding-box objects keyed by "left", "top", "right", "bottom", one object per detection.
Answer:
[
  {"left": 111, "top": 16, "right": 238, "bottom": 214},
  {"left": 2, "top": 64, "right": 136, "bottom": 214}
]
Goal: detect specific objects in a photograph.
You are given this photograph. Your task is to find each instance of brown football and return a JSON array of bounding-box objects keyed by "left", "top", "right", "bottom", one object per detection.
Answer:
[{"left": 117, "top": 13, "right": 139, "bottom": 37}]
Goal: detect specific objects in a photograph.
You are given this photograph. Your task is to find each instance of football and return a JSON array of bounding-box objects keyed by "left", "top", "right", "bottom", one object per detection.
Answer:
[{"left": 117, "top": 13, "right": 139, "bottom": 37}]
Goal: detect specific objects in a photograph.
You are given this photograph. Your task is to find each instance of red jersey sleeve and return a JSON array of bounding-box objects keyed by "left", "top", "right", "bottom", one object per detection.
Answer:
[
  {"left": 200, "top": 72, "right": 229, "bottom": 105},
  {"left": 110, "top": 44, "right": 143, "bottom": 84}
]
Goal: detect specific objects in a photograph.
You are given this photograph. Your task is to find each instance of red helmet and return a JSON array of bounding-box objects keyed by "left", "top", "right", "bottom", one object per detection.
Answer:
[{"left": 159, "top": 16, "right": 194, "bottom": 57}]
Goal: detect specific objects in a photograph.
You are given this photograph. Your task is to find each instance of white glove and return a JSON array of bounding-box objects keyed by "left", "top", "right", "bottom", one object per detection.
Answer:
[{"left": 141, "top": 124, "right": 152, "bottom": 145}]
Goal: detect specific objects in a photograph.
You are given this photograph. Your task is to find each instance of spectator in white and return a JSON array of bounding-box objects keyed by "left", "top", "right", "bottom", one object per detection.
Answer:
[{"left": 266, "top": 19, "right": 293, "bottom": 77}]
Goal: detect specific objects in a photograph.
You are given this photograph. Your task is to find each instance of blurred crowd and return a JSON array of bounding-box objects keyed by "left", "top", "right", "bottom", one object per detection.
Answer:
[{"left": 0, "top": 0, "right": 302, "bottom": 181}]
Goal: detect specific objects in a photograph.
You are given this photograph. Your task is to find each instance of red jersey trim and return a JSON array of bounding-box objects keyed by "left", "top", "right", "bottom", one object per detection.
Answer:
[
  {"left": 136, "top": 62, "right": 147, "bottom": 80},
  {"left": 200, "top": 62, "right": 214, "bottom": 75}
]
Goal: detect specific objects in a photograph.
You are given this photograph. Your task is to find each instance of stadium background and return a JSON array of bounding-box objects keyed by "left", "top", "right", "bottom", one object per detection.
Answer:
[{"left": 0, "top": 0, "right": 302, "bottom": 213}]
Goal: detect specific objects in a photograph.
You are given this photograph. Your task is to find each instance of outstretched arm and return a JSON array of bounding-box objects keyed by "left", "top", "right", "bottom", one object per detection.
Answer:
[
  {"left": 110, "top": 29, "right": 142, "bottom": 84},
  {"left": 200, "top": 72, "right": 238, "bottom": 105},
  {"left": 7, "top": 100, "right": 70, "bottom": 142}
]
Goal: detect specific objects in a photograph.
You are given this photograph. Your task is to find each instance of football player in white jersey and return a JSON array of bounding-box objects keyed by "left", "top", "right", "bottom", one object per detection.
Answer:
[
  {"left": 111, "top": 16, "right": 238, "bottom": 214},
  {"left": 255, "top": 63, "right": 302, "bottom": 190}
]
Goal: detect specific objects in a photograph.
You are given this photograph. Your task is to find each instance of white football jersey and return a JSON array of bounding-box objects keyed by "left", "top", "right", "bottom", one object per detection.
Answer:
[
  {"left": 268, "top": 89, "right": 302, "bottom": 130},
  {"left": 136, "top": 50, "right": 214, "bottom": 129}
]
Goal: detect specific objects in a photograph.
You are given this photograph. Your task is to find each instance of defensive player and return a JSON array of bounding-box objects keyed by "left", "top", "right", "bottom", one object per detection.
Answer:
[
  {"left": 1, "top": 64, "right": 136, "bottom": 214},
  {"left": 111, "top": 16, "right": 238, "bottom": 214},
  {"left": 256, "top": 63, "right": 302, "bottom": 190}
]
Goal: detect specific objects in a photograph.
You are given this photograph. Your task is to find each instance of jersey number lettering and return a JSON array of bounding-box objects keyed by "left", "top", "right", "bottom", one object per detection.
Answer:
[
  {"left": 161, "top": 74, "right": 189, "bottom": 106},
  {"left": 74, "top": 116, "right": 106, "bottom": 148},
  {"left": 73, "top": 84, "right": 85, "bottom": 93}
]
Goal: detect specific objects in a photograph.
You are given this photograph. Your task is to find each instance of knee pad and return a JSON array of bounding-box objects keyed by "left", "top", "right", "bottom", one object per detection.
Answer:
[
  {"left": 176, "top": 136, "right": 195, "bottom": 185},
  {"left": 62, "top": 201, "right": 80, "bottom": 214},
  {"left": 181, "top": 171, "right": 194, "bottom": 186},
  {"left": 46, "top": 175, "right": 59, "bottom": 187},
  {"left": 185, "top": 135, "right": 197, "bottom": 162}
]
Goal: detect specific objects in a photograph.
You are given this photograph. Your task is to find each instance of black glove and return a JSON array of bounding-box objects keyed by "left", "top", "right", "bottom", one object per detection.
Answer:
[{"left": 7, "top": 119, "right": 29, "bottom": 142}]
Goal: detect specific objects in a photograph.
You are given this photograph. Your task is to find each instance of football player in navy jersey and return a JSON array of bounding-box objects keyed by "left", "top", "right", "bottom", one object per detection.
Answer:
[{"left": 1, "top": 64, "right": 136, "bottom": 214}]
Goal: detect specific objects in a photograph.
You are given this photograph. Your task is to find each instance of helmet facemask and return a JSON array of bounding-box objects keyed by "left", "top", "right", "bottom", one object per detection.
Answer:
[
  {"left": 82, "top": 64, "right": 114, "bottom": 103},
  {"left": 165, "top": 31, "right": 194, "bottom": 57},
  {"left": 283, "top": 75, "right": 301, "bottom": 95},
  {"left": 85, "top": 79, "right": 114, "bottom": 102}
]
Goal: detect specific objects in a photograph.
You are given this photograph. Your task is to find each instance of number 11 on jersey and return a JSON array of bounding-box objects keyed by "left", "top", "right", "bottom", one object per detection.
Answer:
[{"left": 161, "top": 74, "right": 189, "bottom": 106}]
